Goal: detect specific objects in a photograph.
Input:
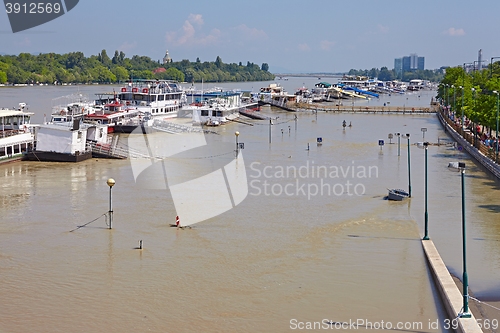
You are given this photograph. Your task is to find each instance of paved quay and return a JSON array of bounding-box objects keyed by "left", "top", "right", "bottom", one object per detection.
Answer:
[{"left": 422, "top": 240, "right": 482, "bottom": 333}]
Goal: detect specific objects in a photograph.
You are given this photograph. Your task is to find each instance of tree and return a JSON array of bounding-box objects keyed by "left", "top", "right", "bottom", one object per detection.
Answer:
[
  {"left": 378, "top": 67, "right": 394, "bottom": 81},
  {"left": 98, "top": 49, "right": 111, "bottom": 67},
  {"left": 261, "top": 63, "right": 269, "bottom": 72},
  {"left": 215, "top": 56, "right": 222, "bottom": 69},
  {"left": 112, "top": 50, "right": 120, "bottom": 65},
  {"left": 112, "top": 66, "right": 129, "bottom": 82},
  {"left": 0, "top": 71, "right": 7, "bottom": 83}
]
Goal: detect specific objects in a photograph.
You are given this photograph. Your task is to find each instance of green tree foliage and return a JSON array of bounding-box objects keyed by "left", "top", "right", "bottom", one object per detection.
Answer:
[
  {"left": 0, "top": 51, "right": 274, "bottom": 84},
  {"left": 440, "top": 63, "right": 500, "bottom": 133},
  {"left": 0, "top": 71, "right": 7, "bottom": 83}
]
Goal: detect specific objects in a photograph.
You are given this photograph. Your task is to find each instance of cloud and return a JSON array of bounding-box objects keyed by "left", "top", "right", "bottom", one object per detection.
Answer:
[
  {"left": 443, "top": 27, "right": 465, "bottom": 36},
  {"left": 234, "top": 24, "right": 268, "bottom": 40},
  {"left": 298, "top": 43, "right": 310, "bottom": 51},
  {"left": 188, "top": 14, "right": 203, "bottom": 26},
  {"left": 16, "top": 37, "right": 31, "bottom": 47},
  {"left": 118, "top": 41, "right": 137, "bottom": 53},
  {"left": 377, "top": 24, "right": 389, "bottom": 34},
  {"left": 320, "top": 40, "right": 335, "bottom": 50},
  {"left": 166, "top": 14, "right": 220, "bottom": 46}
]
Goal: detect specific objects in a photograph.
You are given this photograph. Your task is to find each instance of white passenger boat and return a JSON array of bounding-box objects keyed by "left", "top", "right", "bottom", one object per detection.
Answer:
[
  {"left": 0, "top": 103, "right": 34, "bottom": 162},
  {"left": 191, "top": 91, "right": 259, "bottom": 126},
  {"left": 114, "top": 80, "right": 187, "bottom": 119}
]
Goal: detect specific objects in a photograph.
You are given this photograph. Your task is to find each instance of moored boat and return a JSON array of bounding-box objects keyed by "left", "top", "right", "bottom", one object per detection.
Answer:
[
  {"left": 114, "top": 79, "right": 187, "bottom": 119},
  {"left": 84, "top": 98, "right": 142, "bottom": 133},
  {"left": 387, "top": 188, "right": 410, "bottom": 201},
  {"left": 0, "top": 103, "right": 34, "bottom": 162}
]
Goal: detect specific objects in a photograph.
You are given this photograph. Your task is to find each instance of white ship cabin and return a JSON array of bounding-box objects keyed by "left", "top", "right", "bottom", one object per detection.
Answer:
[
  {"left": 0, "top": 105, "right": 34, "bottom": 160},
  {"left": 192, "top": 92, "right": 243, "bottom": 125},
  {"left": 408, "top": 79, "right": 424, "bottom": 91},
  {"left": 117, "top": 80, "right": 187, "bottom": 117},
  {"left": 34, "top": 120, "right": 107, "bottom": 155},
  {"left": 260, "top": 83, "right": 284, "bottom": 96},
  {"left": 85, "top": 100, "right": 141, "bottom": 126},
  {"left": 50, "top": 93, "right": 97, "bottom": 124}
]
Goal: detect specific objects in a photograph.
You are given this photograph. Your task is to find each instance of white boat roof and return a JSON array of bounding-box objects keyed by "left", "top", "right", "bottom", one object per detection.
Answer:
[{"left": 0, "top": 108, "right": 34, "bottom": 117}]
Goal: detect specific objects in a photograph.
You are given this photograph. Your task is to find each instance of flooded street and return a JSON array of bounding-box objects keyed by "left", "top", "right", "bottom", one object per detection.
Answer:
[{"left": 1, "top": 81, "right": 499, "bottom": 332}]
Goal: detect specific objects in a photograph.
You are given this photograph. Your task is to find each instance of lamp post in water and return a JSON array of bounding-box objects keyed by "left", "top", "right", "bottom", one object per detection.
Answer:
[
  {"left": 107, "top": 178, "right": 115, "bottom": 229},
  {"left": 418, "top": 142, "right": 429, "bottom": 240},
  {"left": 106, "top": 178, "right": 116, "bottom": 229},
  {"left": 405, "top": 134, "right": 411, "bottom": 197},
  {"left": 396, "top": 132, "right": 401, "bottom": 157},
  {"left": 449, "top": 162, "right": 471, "bottom": 318},
  {"left": 235, "top": 131, "right": 240, "bottom": 157}
]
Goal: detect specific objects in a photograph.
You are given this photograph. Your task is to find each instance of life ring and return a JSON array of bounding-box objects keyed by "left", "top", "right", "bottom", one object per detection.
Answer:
[
  {"left": 97, "top": 120, "right": 102, "bottom": 124},
  {"left": 126, "top": 101, "right": 130, "bottom": 105},
  {"left": 60, "top": 110, "right": 65, "bottom": 115},
  {"left": 132, "top": 88, "right": 138, "bottom": 93},
  {"left": 121, "top": 87, "right": 127, "bottom": 92},
  {"left": 142, "top": 88, "right": 149, "bottom": 94}
]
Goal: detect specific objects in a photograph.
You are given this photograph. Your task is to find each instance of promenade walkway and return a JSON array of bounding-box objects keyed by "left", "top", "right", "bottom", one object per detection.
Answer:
[{"left": 438, "top": 108, "right": 500, "bottom": 179}]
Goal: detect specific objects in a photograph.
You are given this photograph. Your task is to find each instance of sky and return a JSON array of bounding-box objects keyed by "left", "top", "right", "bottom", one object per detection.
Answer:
[{"left": 1, "top": 0, "right": 500, "bottom": 74}]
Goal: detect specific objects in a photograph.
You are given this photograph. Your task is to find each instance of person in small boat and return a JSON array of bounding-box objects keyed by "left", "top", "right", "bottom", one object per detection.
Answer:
[
  {"left": 176, "top": 215, "right": 180, "bottom": 229},
  {"left": 342, "top": 120, "right": 346, "bottom": 128}
]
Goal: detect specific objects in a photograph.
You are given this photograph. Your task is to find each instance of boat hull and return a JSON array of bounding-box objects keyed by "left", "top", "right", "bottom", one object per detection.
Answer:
[
  {"left": 387, "top": 189, "right": 409, "bottom": 201},
  {"left": 23, "top": 150, "right": 92, "bottom": 162}
]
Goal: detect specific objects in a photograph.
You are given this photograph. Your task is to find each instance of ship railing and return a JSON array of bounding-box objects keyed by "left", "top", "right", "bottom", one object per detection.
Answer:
[{"left": 151, "top": 119, "right": 204, "bottom": 134}]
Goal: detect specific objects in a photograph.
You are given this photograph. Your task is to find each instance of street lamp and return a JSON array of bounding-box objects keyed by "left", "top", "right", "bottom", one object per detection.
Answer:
[
  {"left": 106, "top": 178, "right": 115, "bottom": 229},
  {"left": 471, "top": 88, "right": 477, "bottom": 147},
  {"left": 396, "top": 132, "right": 401, "bottom": 157},
  {"left": 235, "top": 131, "right": 240, "bottom": 157},
  {"left": 493, "top": 91, "right": 499, "bottom": 163},
  {"left": 418, "top": 142, "right": 429, "bottom": 240},
  {"left": 449, "top": 162, "right": 471, "bottom": 318},
  {"left": 459, "top": 86, "right": 464, "bottom": 133},
  {"left": 404, "top": 133, "right": 411, "bottom": 197},
  {"left": 490, "top": 57, "right": 500, "bottom": 77},
  {"left": 445, "top": 84, "right": 449, "bottom": 108},
  {"left": 452, "top": 85, "right": 456, "bottom": 117},
  {"left": 421, "top": 127, "right": 427, "bottom": 140}
]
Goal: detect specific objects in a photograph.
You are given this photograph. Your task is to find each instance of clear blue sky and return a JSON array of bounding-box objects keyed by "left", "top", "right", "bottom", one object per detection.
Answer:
[{"left": 1, "top": 0, "right": 499, "bottom": 73}]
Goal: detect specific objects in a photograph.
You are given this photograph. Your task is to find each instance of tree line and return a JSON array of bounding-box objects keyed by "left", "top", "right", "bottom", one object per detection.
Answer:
[
  {"left": 347, "top": 67, "right": 445, "bottom": 82},
  {"left": 0, "top": 50, "right": 275, "bottom": 84},
  {"left": 439, "top": 63, "right": 500, "bottom": 133}
]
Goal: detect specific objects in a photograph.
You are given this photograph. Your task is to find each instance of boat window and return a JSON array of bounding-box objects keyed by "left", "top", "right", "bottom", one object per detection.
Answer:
[
  {"left": 158, "top": 95, "right": 165, "bottom": 101},
  {"left": 149, "top": 95, "right": 157, "bottom": 102},
  {"left": 133, "top": 94, "right": 144, "bottom": 101},
  {"left": 201, "top": 110, "right": 209, "bottom": 116},
  {"left": 215, "top": 111, "right": 222, "bottom": 117}
]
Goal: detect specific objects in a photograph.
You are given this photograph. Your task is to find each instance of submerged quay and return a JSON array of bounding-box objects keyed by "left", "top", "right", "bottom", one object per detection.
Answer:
[{"left": 262, "top": 100, "right": 438, "bottom": 114}]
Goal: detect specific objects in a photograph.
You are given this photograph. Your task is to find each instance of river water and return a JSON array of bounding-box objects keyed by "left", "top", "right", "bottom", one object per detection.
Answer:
[{"left": 0, "top": 78, "right": 499, "bottom": 332}]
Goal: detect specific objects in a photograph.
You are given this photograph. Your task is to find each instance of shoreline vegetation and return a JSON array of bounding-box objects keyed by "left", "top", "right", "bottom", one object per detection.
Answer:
[{"left": 0, "top": 50, "right": 275, "bottom": 85}]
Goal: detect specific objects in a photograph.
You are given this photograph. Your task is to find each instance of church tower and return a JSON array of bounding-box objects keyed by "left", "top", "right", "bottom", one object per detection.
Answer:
[{"left": 163, "top": 50, "right": 172, "bottom": 64}]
